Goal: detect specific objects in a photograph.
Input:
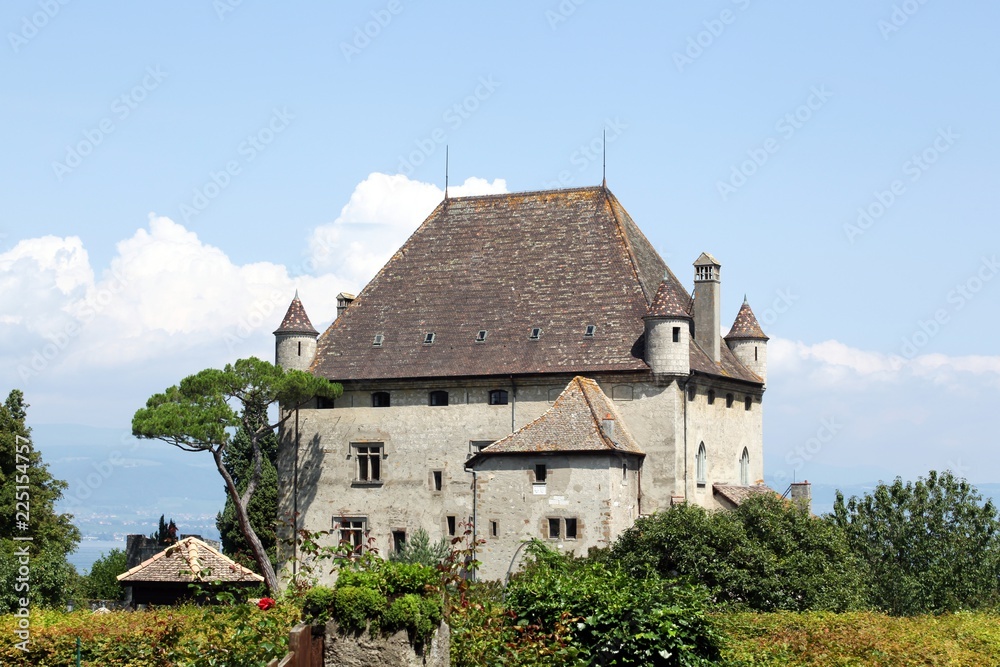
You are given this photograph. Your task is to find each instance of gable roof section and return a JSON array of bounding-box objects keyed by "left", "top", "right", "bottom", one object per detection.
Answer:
[
  {"left": 646, "top": 277, "right": 693, "bottom": 319},
  {"left": 311, "top": 186, "right": 685, "bottom": 381},
  {"left": 117, "top": 537, "right": 263, "bottom": 584},
  {"left": 469, "top": 376, "right": 643, "bottom": 466},
  {"left": 712, "top": 484, "right": 778, "bottom": 507},
  {"left": 690, "top": 338, "right": 763, "bottom": 383}
]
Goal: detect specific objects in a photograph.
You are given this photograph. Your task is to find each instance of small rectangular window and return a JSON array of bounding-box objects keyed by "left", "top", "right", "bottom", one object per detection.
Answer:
[
  {"left": 469, "top": 440, "right": 494, "bottom": 457},
  {"left": 584, "top": 325, "right": 596, "bottom": 337},
  {"left": 335, "top": 517, "right": 366, "bottom": 554},
  {"left": 429, "top": 390, "right": 449, "bottom": 406},
  {"left": 392, "top": 530, "right": 406, "bottom": 553},
  {"left": 354, "top": 444, "right": 382, "bottom": 482},
  {"left": 424, "top": 332, "right": 435, "bottom": 344},
  {"left": 372, "top": 334, "right": 384, "bottom": 347},
  {"left": 446, "top": 515, "right": 457, "bottom": 537},
  {"left": 490, "top": 520, "right": 498, "bottom": 538},
  {"left": 529, "top": 327, "right": 542, "bottom": 340},
  {"left": 726, "top": 393, "right": 734, "bottom": 408},
  {"left": 565, "top": 518, "right": 577, "bottom": 539},
  {"left": 548, "top": 518, "right": 560, "bottom": 539},
  {"left": 475, "top": 330, "right": 487, "bottom": 343},
  {"left": 372, "top": 392, "right": 390, "bottom": 408},
  {"left": 745, "top": 396, "right": 753, "bottom": 411},
  {"left": 488, "top": 389, "right": 508, "bottom": 405},
  {"left": 433, "top": 470, "right": 443, "bottom": 491},
  {"left": 672, "top": 326, "right": 680, "bottom": 343},
  {"left": 535, "top": 464, "right": 547, "bottom": 483}
]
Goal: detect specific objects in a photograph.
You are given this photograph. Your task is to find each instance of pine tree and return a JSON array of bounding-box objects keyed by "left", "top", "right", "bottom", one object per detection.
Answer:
[{"left": 215, "top": 393, "right": 279, "bottom": 572}]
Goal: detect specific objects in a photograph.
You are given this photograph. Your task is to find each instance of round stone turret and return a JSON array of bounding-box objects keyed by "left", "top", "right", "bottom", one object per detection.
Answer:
[
  {"left": 273, "top": 291, "right": 319, "bottom": 372},
  {"left": 643, "top": 276, "right": 692, "bottom": 376},
  {"left": 725, "top": 297, "right": 768, "bottom": 384}
]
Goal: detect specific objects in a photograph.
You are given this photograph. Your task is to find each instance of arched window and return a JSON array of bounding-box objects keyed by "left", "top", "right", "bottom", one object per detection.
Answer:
[
  {"left": 488, "top": 390, "right": 508, "bottom": 405},
  {"left": 696, "top": 443, "right": 707, "bottom": 485},
  {"left": 372, "top": 392, "right": 390, "bottom": 408},
  {"left": 740, "top": 448, "right": 750, "bottom": 486},
  {"left": 429, "top": 390, "right": 449, "bottom": 406}
]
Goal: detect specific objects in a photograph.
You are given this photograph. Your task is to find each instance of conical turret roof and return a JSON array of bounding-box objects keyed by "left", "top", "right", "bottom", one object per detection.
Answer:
[
  {"left": 725, "top": 298, "right": 768, "bottom": 341},
  {"left": 274, "top": 291, "right": 319, "bottom": 336},
  {"left": 646, "top": 277, "right": 692, "bottom": 319}
]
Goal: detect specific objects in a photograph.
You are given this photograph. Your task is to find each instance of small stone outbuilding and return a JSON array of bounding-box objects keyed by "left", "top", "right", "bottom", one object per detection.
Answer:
[{"left": 117, "top": 536, "right": 263, "bottom": 605}]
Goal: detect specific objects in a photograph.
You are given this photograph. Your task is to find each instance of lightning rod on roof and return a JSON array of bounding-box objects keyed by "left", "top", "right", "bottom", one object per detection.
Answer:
[
  {"left": 445, "top": 145, "right": 449, "bottom": 200},
  {"left": 602, "top": 128, "right": 607, "bottom": 189}
]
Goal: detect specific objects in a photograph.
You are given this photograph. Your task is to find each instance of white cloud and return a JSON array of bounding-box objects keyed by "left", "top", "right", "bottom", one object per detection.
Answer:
[{"left": 307, "top": 172, "right": 507, "bottom": 293}]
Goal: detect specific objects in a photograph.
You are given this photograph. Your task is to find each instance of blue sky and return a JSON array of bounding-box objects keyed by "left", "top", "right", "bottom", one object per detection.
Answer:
[{"left": 3, "top": 1, "right": 999, "bottom": 500}]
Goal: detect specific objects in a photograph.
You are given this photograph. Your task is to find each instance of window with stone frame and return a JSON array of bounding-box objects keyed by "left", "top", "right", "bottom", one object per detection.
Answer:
[
  {"left": 696, "top": 442, "right": 707, "bottom": 486},
  {"left": 740, "top": 447, "right": 750, "bottom": 486},
  {"left": 353, "top": 443, "right": 382, "bottom": 483},
  {"left": 334, "top": 516, "right": 366, "bottom": 554}
]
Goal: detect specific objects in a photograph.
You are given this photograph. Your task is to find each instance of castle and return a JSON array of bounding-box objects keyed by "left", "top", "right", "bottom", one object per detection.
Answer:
[{"left": 275, "top": 185, "right": 774, "bottom": 581}]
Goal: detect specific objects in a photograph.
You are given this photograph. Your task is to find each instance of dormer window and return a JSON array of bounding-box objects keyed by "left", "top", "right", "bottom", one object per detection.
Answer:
[
  {"left": 475, "top": 330, "right": 487, "bottom": 343},
  {"left": 584, "top": 325, "right": 596, "bottom": 337},
  {"left": 372, "top": 334, "right": 384, "bottom": 347},
  {"left": 529, "top": 327, "right": 542, "bottom": 340},
  {"left": 423, "top": 332, "right": 435, "bottom": 345}
]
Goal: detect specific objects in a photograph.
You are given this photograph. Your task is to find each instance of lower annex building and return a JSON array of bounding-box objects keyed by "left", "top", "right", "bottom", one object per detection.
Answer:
[{"left": 275, "top": 185, "right": 773, "bottom": 581}]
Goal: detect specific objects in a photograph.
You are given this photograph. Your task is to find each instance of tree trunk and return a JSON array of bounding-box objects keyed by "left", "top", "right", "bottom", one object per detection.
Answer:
[{"left": 212, "top": 447, "right": 279, "bottom": 592}]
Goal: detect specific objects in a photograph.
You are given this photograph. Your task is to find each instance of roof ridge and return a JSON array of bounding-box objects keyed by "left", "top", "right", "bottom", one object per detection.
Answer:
[
  {"left": 445, "top": 184, "right": 605, "bottom": 202},
  {"left": 575, "top": 377, "right": 612, "bottom": 448},
  {"left": 603, "top": 190, "right": 651, "bottom": 304}
]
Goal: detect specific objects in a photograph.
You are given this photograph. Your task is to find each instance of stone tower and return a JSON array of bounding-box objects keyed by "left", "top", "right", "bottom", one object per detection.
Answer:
[
  {"left": 725, "top": 297, "right": 769, "bottom": 384},
  {"left": 692, "top": 252, "right": 722, "bottom": 363},
  {"left": 643, "top": 274, "right": 691, "bottom": 376},
  {"left": 273, "top": 291, "right": 319, "bottom": 372}
]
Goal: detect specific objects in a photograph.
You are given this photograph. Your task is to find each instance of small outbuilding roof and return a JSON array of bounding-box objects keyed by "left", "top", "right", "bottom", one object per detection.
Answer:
[
  {"left": 468, "top": 376, "right": 643, "bottom": 466},
  {"left": 117, "top": 536, "right": 263, "bottom": 584},
  {"left": 712, "top": 484, "right": 777, "bottom": 507}
]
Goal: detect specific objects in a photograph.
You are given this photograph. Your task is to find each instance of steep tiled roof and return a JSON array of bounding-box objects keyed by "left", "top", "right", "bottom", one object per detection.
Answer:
[
  {"left": 117, "top": 537, "right": 263, "bottom": 584},
  {"left": 274, "top": 292, "right": 319, "bottom": 336},
  {"left": 690, "top": 338, "right": 763, "bottom": 384},
  {"left": 646, "top": 277, "right": 692, "bottom": 319},
  {"left": 712, "top": 484, "right": 777, "bottom": 506},
  {"left": 725, "top": 298, "right": 769, "bottom": 341},
  {"left": 310, "top": 187, "right": 688, "bottom": 381},
  {"left": 469, "top": 376, "right": 643, "bottom": 464}
]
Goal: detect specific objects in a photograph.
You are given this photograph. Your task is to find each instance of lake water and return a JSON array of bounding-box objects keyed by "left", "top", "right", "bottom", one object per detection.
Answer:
[{"left": 69, "top": 540, "right": 127, "bottom": 573}]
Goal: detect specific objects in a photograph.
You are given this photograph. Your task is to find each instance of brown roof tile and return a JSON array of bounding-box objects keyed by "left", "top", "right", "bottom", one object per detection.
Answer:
[
  {"left": 712, "top": 484, "right": 778, "bottom": 506},
  {"left": 647, "top": 277, "right": 693, "bottom": 319},
  {"left": 725, "top": 298, "right": 769, "bottom": 341},
  {"left": 469, "top": 376, "right": 643, "bottom": 464},
  {"left": 310, "top": 187, "right": 687, "bottom": 381},
  {"left": 274, "top": 292, "right": 319, "bottom": 336},
  {"left": 690, "top": 338, "right": 763, "bottom": 384},
  {"left": 117, "top": 537, "right": 263, "bottom": 584}
]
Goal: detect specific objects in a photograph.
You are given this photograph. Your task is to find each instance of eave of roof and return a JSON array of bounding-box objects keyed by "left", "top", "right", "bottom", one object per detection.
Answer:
[{"left": 117, "top": 537, "right": 264, "bottom": 584}]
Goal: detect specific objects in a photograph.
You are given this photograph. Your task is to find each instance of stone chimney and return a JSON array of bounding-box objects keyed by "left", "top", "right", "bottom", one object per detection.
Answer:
[
  {"left": 790, "top": 481, "right": 812, "bottom": 512},
  {"left": 336, "top": 292, "right": 356, "bottom": 318},
  {"left": 692, "top": 253, "right": 721, "bottom": 363}
]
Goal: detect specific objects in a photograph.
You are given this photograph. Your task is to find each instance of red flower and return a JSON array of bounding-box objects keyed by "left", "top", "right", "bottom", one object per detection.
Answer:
[{"left": 257, "top": 597, "right": 276, "bottom": 610}]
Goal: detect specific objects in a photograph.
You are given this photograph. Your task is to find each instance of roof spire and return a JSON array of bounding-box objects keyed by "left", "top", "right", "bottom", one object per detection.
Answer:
[
  {"left": 602, "top": 128, "right": 607, "bottom": 189},
  {"left": 444, "top": 145, "right": 449, "bottom": 200}
]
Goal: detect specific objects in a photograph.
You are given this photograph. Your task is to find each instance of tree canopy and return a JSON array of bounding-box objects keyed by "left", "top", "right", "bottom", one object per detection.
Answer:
[
  {"left": 132, "top": 357, "right": 340, "bottom": 592},
  {"left": 833, "top": 469, "right": 1000, "bottom": 615},
  {"left": 0, "top": 389, "right": 80, "bottom": 611}
]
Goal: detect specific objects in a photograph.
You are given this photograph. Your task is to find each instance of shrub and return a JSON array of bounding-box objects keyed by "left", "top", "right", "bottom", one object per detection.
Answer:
[
  {"left": 300, "top": 585, "right": 336, "bottom": 625},
  {"left": 333, "top": 585, "right": 386, "bottom": 633},
  {"left": 385, "top": 593, "right": 443, "bottom": 641},
  {"left": 389, "top": 528, "right": 450, "bottom": 566},
  {"left": 503, "top": 541, "right": 722, "bottom": 666},
  {"left": 612, "top": 494, "right": 864, "bottom": 612}
]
